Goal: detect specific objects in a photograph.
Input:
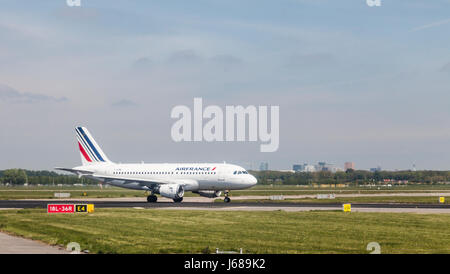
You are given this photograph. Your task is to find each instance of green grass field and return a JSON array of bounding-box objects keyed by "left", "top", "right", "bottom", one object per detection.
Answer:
[
  {"left": 0, "top": 188, "right": 145, "bottom": 200},
  {"left": 0, "top": 208, "right": 449, "bottom": 254}
]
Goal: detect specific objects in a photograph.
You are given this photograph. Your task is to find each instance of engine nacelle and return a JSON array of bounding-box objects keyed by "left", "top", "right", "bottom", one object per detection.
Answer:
[
  {"left": 156, "top": 184, "right": 184, "bottom": 199},
  {"left": 195, "top": 190, "right": 222, "bottom": 198}
]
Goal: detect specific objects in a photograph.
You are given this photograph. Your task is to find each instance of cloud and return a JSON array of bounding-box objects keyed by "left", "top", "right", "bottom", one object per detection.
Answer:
[
  {"left": 440, "top": 62, "right": 450, "bottom": 72},
  {"left": 0, "top": 84, "right": 68, "bottom": 103},
  {"left": 167, "top": 50, "right": 203, "bottom": 65},
  {"left": 210, "top": 54, "right": 243, "bottom": 65},
  {"left": 210, "top": 54, "right": 243, "bottom": 71},
  {"left": 285, "top": 53, "right": 335, "bottom": 69},
  {"left": 410, "top": 18, "right": 450, "bottom": 32},
  {"left": 111, "top": 99, "right": 138, "bottom": 107},
  {"left": 131, "top": 57, "right": 153, "bottom": 71}
]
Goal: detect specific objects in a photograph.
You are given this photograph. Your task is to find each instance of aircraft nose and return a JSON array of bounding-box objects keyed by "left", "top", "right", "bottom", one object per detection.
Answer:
[{"left": 248, "top": 175, "right": 257, "bottom": 186}]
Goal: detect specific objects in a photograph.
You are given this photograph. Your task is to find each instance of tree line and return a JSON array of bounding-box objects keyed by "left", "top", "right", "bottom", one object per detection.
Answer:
[
  {"left": 250, "top": 169, "right": 450, "bottom": 185},
  {"left": 0, "top": 169, "right": 97, "bottom": 185},
  {"left": 1, "top": 168, "right": 450, "bottom": 186}
]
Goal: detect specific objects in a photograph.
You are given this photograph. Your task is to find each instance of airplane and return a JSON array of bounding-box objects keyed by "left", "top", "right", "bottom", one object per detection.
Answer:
[{"left": 56, "top": 127, "right": 257, "bottom": 203}]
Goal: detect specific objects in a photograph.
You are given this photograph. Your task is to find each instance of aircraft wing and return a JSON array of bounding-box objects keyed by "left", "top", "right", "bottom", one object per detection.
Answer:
[{"left": 54, "top": 167, "right": 94, "bottom": 176}]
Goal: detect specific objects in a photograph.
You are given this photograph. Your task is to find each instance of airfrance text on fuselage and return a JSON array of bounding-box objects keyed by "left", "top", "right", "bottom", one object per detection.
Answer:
[{"left": 175, "top": 167, "right": 215, "bottom": 171}]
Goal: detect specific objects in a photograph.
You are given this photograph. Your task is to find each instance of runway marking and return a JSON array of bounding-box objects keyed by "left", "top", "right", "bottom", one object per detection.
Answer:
[
  {"left": 9, "top": 192, "right": 449, "bottom": 203},
  {"left": 1, "top": 200, "right": 450, "bottom": 213},
  {"left": 154, "top": 206, "right": 450, "bottom": 214}
]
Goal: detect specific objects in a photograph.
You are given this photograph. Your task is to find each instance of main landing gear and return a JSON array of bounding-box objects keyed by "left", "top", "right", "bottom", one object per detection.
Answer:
[
  {"left": 146, "top": 193, "right": 183, "bottom": 203},
  {"left": 147, "top": 194, "right": 157, "bottom": 203},
  {"left": 224, "top": 190, "right": 231, "bottom": 203}
]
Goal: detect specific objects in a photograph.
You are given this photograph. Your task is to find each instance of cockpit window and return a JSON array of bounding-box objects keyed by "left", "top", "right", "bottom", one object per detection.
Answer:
[{"left": 233, "top": 171, "right": 237, "bottom": 174}]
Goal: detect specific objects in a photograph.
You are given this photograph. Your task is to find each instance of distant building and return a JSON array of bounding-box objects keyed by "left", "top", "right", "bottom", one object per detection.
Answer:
[
  {"left": 303, "top": 165, "right": 316, "bottom": 172},
  {"left": 315, "top": 162, "right": 342, "bottom": 173},
  {"left": 328, "top": 166, "right": 344, "bottom": 173},
  {"left": 293, "top": 163, "right": 315, "bottom": 172},
  {"left": 279, "top": 170, "right": 295, "bottom": 173},
  {"left": 344, "top": 162, "right": 355, "bottom": 171},
  {"left": 293, "top": 162, "right": 344, "bottom": 173},
  {"left": 316, "top": 162, "right": 327, "bottom": 171},
  {"left": 370, "top": 166, "right": 382, "bottom": 172},
  {"left": 259, "top": 162, "right": 269, "bottom": 171}
]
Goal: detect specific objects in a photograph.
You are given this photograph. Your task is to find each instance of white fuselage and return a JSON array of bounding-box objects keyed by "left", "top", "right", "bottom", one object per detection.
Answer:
[{"left": 74, "top": 163, "right": 257, "bottom": 192}]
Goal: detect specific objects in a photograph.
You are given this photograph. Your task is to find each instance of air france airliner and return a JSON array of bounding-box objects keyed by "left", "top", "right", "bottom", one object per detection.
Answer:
[{"left": 56, "top": 127, "right": 257, "bottom": 203}]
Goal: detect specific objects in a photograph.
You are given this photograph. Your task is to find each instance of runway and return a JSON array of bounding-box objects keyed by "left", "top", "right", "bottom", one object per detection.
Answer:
[
  {"left": 0, "top": 232, "right": 69, "bottom": 254},
  {"left": 1, "top": 199, "right": 450, "bottom": 213}
]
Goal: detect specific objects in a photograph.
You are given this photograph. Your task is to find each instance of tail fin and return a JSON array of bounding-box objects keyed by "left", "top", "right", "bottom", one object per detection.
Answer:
[{"left": 75, "top": 127, "right": 112, "bottom": 165}]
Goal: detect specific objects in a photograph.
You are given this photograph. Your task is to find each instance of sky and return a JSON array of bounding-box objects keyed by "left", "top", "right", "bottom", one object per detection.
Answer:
[{"left": 1, "top": 0, "right": 450, "bottom": 171}]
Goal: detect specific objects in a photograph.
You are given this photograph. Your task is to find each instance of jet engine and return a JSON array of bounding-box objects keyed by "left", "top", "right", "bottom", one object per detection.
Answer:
[
  {"left": 194, "top": 190, "right": 222, "bottom": 198},
  {"left": 156, "top": 184, "right": 184, "bottom": 199}
]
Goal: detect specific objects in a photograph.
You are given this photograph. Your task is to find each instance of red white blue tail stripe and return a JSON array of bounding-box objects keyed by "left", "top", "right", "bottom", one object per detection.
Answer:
[{"left": 76, "top": 127, "right": 110, "bottom": 164}]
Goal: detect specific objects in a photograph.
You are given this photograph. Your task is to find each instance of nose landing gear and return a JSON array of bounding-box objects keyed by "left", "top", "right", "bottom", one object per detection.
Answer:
[{"left": 224, "top": 190, "right": 231, "bottom": 203}]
